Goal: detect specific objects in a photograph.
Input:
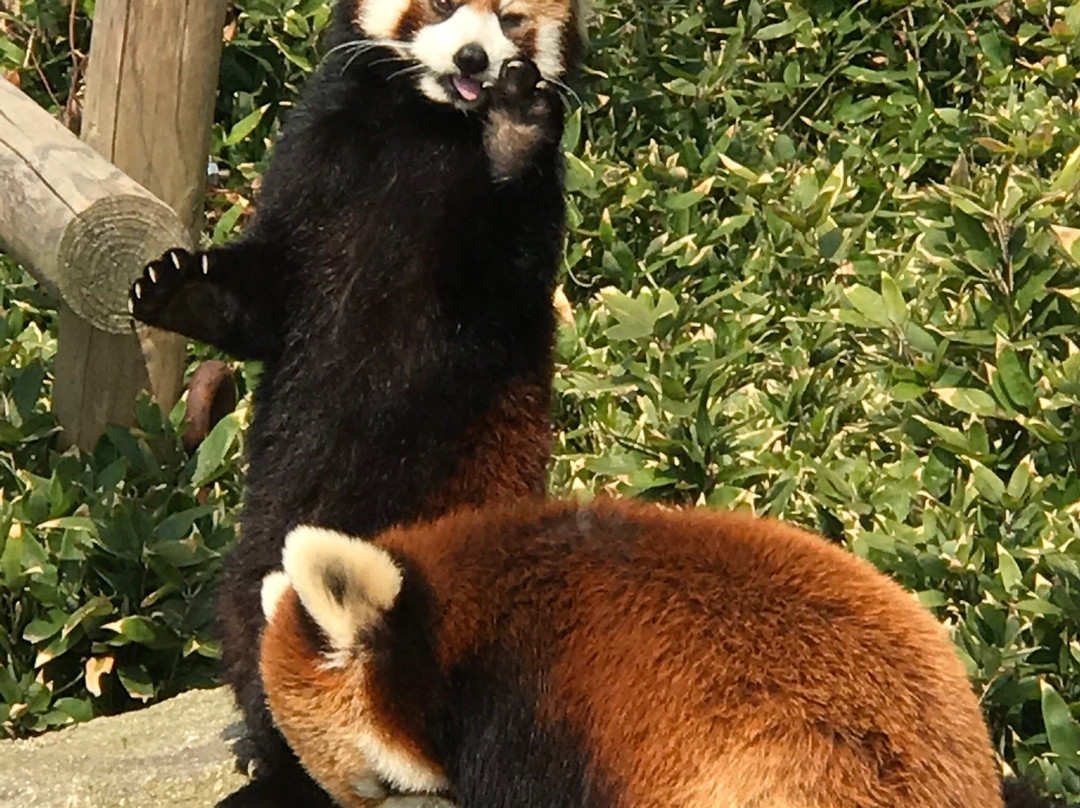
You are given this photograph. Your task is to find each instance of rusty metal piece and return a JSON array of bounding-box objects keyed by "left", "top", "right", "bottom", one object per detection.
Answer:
[{"left": 182, "top": 359, "right": 237, "bottom": 455}]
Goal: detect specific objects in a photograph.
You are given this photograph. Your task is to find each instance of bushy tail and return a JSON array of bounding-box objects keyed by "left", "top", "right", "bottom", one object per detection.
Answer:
[{"left": 1002, "top": 779, "right": 1068, "bottom": 808}]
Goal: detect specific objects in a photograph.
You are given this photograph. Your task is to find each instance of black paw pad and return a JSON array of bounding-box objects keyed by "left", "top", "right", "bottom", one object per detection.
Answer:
[
  {"left": 130, "top": 248, "right": 208, "bottom": 320},
  {"left": 499, "top": 58, "right": 542, "bottom": 103}
]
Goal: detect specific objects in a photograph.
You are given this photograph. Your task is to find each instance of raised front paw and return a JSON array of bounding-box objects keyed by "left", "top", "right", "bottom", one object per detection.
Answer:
[
  {"left": 490, "top": 58, "right": 554, "bottom": 119},
  {"left": 484, "top": 59, "right": 561, "bottom": 181},
  {"left": 129, "top": 248, "right": 209, "bottom": 323}
]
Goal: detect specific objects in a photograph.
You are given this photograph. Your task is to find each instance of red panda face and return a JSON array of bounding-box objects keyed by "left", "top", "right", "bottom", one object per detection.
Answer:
[
  {"left": 259, "top": 527, "right": 450, "bottom": 808},
  {"left": 351, "top": 0, "right": 580, "bottom": 108}
]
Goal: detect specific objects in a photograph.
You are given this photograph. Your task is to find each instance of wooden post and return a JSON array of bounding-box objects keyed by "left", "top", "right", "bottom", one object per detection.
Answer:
[{"left": 53, "top": 0, "right": 227, "bottom": 450}]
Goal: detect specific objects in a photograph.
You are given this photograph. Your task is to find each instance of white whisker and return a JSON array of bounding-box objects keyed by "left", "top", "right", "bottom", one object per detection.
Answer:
[
  {"left": 386, "top": 64, "right": 426, "bottom": 82},
  {"left": 330, "top": 38, "right": 413, "bottom": 74},
  {"left": 544, "top": 75, "right": 581, "bottom": 108}
]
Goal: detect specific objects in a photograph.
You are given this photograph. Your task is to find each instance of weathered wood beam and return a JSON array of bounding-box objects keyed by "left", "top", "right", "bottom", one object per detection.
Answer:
[{"left": 0, "top": 77, "right": 192, "bottom": 334}]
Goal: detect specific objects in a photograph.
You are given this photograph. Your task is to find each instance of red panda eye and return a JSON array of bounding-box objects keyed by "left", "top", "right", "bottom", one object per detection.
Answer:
[
  {"left": 432, "top": 0, "right": 454, "bottom": 15},
  {"left": 500, "top": 13, "right": 526, "bottom": 31}
]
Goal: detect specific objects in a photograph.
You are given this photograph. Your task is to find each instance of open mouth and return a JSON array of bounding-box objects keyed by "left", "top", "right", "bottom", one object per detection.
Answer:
[{"left": 448, "top": 73, "right": 486, "bottom": 106}]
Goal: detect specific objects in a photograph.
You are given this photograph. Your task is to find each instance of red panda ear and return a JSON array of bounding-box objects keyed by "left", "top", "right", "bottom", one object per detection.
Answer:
[
  {"left": 280, "top": 526, "right": 403, "bottom": 653},
  {"left": 261, "top": 570, "right": 292, "bottom": 621}
]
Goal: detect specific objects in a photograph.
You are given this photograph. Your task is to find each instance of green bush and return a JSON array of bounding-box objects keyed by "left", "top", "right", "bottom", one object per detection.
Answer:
[
  {"left": 0, "top": 257, "right": 248, "bottom": 735},
  {"left": 553, "top": 0, "right": 1080, "bottom": 797},
  {"left": 3, "top": 0, "right": 1080, "bottom": 800}
]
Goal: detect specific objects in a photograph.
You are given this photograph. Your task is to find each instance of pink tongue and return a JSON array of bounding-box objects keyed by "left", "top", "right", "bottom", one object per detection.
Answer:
[{"left": 452, "top": 75, "right": 482, "bottom": 101}]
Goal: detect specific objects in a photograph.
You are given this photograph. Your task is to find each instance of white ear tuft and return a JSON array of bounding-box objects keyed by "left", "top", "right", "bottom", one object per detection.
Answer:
[
  {"left": 281, "top": 526, "right": 403, "bottom": 652},
  {"left": 261, "top": 571, "right": 292, "bottom": 620}
]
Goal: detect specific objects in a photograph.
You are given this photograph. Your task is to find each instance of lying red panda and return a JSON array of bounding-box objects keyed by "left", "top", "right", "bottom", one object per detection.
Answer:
[{"left": 259, "top": 498, "right": 1006, "bottom": 808}]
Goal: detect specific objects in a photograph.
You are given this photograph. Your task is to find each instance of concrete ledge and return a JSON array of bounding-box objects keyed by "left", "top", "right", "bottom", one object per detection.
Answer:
[{"left": 0, "top": 687, "right": 249, "bottom": 808}]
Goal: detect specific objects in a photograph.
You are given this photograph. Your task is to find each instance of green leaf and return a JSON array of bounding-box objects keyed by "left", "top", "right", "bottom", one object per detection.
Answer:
[
  {"left": 1050, "top": 143, "right": 1080, "bottom": 195},
  {"left": 37, "top": 516, "right": 97, "bottom": 534},
  {"left": 755, "top": 18, "right": 799, "bottom": 40},
  {"left": 23, "top": 609, "right": 67, "bottom": 644},
  {"left": 53, "top": 697, "right": 93, "bottom": 724},
  {"left": 213, "top": 203, "right": 245, "bottom": 244},
  {"left": 117, "top": 664, "right": 156, "bottom": 703},
  {"left": 1007, "top": 460, "right": 1032, "bottom": 501},
  {"left": 952, "top": 209, "right": 993, "bottom": 251},
  {"left": 1052, "top": 226, "right": 1080, "bottom": 264},
  {"left": 1042, "top": 681, "right": 1080, "bottom": 762},
  {"left": 224, "top": 104, "right": 269, "bottom": 146},
  {"left": 818, "top": 229, "right": 842, "bottom": 259},
  {"left": 664, "top": 190, "right": 705, "bottom": 211},
  {"left": 62, "top": 595, "right": 113, "bottom": 638},
  {"left": 997, "top": 349, "right": 1037, "bottom": 410},
  {"left": 845, "top": 285, "right": 889, "bottom": 326},
  {"left": 102, "top": 616, "right": 171, "bottom": 649},
  {"left": 934, "top": 387, "right": 1001, "bottom": 417},
  {"left": 561, "top": 108, "right": 582, "bottom": 154},
  {"left": 192, "top": 414, "right": 241, "bottom": 487},
  {"left": 971, "top": 460, "right": 1005, "bottom": 503},
  {"left": 1018, "top": 599, "right": 1063, "bottom": 617},
  {"left": 998, "top": 545, "right": 1022, "bottom": 592},
  {"left": 880, "top": 275, "right": 908, "bottom": 325},
  {"left": 155, "top": 505, "right": 217, "bottom": 542}
]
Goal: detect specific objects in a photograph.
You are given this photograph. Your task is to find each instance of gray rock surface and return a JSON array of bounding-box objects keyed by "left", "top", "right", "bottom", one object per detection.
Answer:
[{"left": 0, "top": 687, "right": 249, "bottom": 808}]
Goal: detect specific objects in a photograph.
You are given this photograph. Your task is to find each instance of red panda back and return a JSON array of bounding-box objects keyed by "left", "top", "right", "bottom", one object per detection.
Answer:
[{"left": 263, "top": 499, "right": 1002, "bottom": 808}]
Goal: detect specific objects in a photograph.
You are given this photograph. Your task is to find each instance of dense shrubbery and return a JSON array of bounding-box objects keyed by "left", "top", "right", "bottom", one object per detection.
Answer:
[{"left": 3, "top": 0, "right": 1080, "bottom": 800}]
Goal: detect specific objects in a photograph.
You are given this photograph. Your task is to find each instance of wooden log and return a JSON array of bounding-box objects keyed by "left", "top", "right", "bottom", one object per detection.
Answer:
[
  {"left": 54, "top": 0, "right": 228, "bottom": 449},
  {"left": 0, "top": 78, "right": 192, "bottom": 334}
]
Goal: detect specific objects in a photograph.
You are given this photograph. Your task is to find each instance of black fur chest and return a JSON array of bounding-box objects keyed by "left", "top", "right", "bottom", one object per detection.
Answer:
[{"left": 238, "top": 55, "right": 563, "bottom": 538}]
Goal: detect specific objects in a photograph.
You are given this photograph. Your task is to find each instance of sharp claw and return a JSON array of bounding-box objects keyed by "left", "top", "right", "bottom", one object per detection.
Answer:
[
  {"left": 148, "top": 267, "right": 158, "bottom": 283},
  {"left": 170, "top": 252, "right": 182, "bottom": 270},
  {"left": 133, "top": 281, "right": 142, "bottom": 300},
  {"left": 201, "top": 255, "right": 209, "bottom": 275}
]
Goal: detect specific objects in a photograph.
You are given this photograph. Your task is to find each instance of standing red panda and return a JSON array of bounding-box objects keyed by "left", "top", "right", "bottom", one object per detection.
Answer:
[
  {"left": 259, "top": 499, "right": 1008, "bottom": 808},
  {"left": 128, "top": 0, "right": 583, "bottom": 806}
]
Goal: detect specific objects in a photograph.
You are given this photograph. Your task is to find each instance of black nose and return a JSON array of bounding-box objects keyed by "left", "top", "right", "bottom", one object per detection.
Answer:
[{"left": 454, "top": 44, "right": 489, "bottom": 76}]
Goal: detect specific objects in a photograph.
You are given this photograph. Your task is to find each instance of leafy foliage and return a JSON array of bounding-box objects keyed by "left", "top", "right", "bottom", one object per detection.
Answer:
[
  {"left": 0, "top": 257, "right": 247, "bottom": 736},
  {"left": 3, "top": 0, "right": 1080, "bottom": 800},
  {"left": 552, "top": 0, "right": 1080, "bottom": 797}
]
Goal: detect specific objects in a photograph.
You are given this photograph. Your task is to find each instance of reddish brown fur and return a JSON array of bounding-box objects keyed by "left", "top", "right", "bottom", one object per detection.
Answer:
[
  {"left": 264, "top": 499, "right": 1002, "bottom": 808},
  {"left": 262, "top": 589, "right": 447, "bottom": 808},
  {"left": 421, "top": 379, "right": 551, "bottom": 517},
  {"left": 351, "top": 0, "right": 578, "bottom": 58}
]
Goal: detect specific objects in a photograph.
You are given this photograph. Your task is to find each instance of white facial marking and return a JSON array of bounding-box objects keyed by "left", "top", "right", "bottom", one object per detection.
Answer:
[
  {"left": 359, "top": 0, "right": 413, "bottom": 39},
  {"left": 356, "top": 728, "right": 450, "bottom": 794},
  {"left": 418, "top": 74, "right": 452, "bottom": 103},
  {"left": 412, "top": 6, "right": 518, "bottom": 83},
  {"left": 534, "top": 20, "right": 565, "bottom": 79},
  {"left": 261, "top": 571, "right": 292, "bottom": 620}
]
